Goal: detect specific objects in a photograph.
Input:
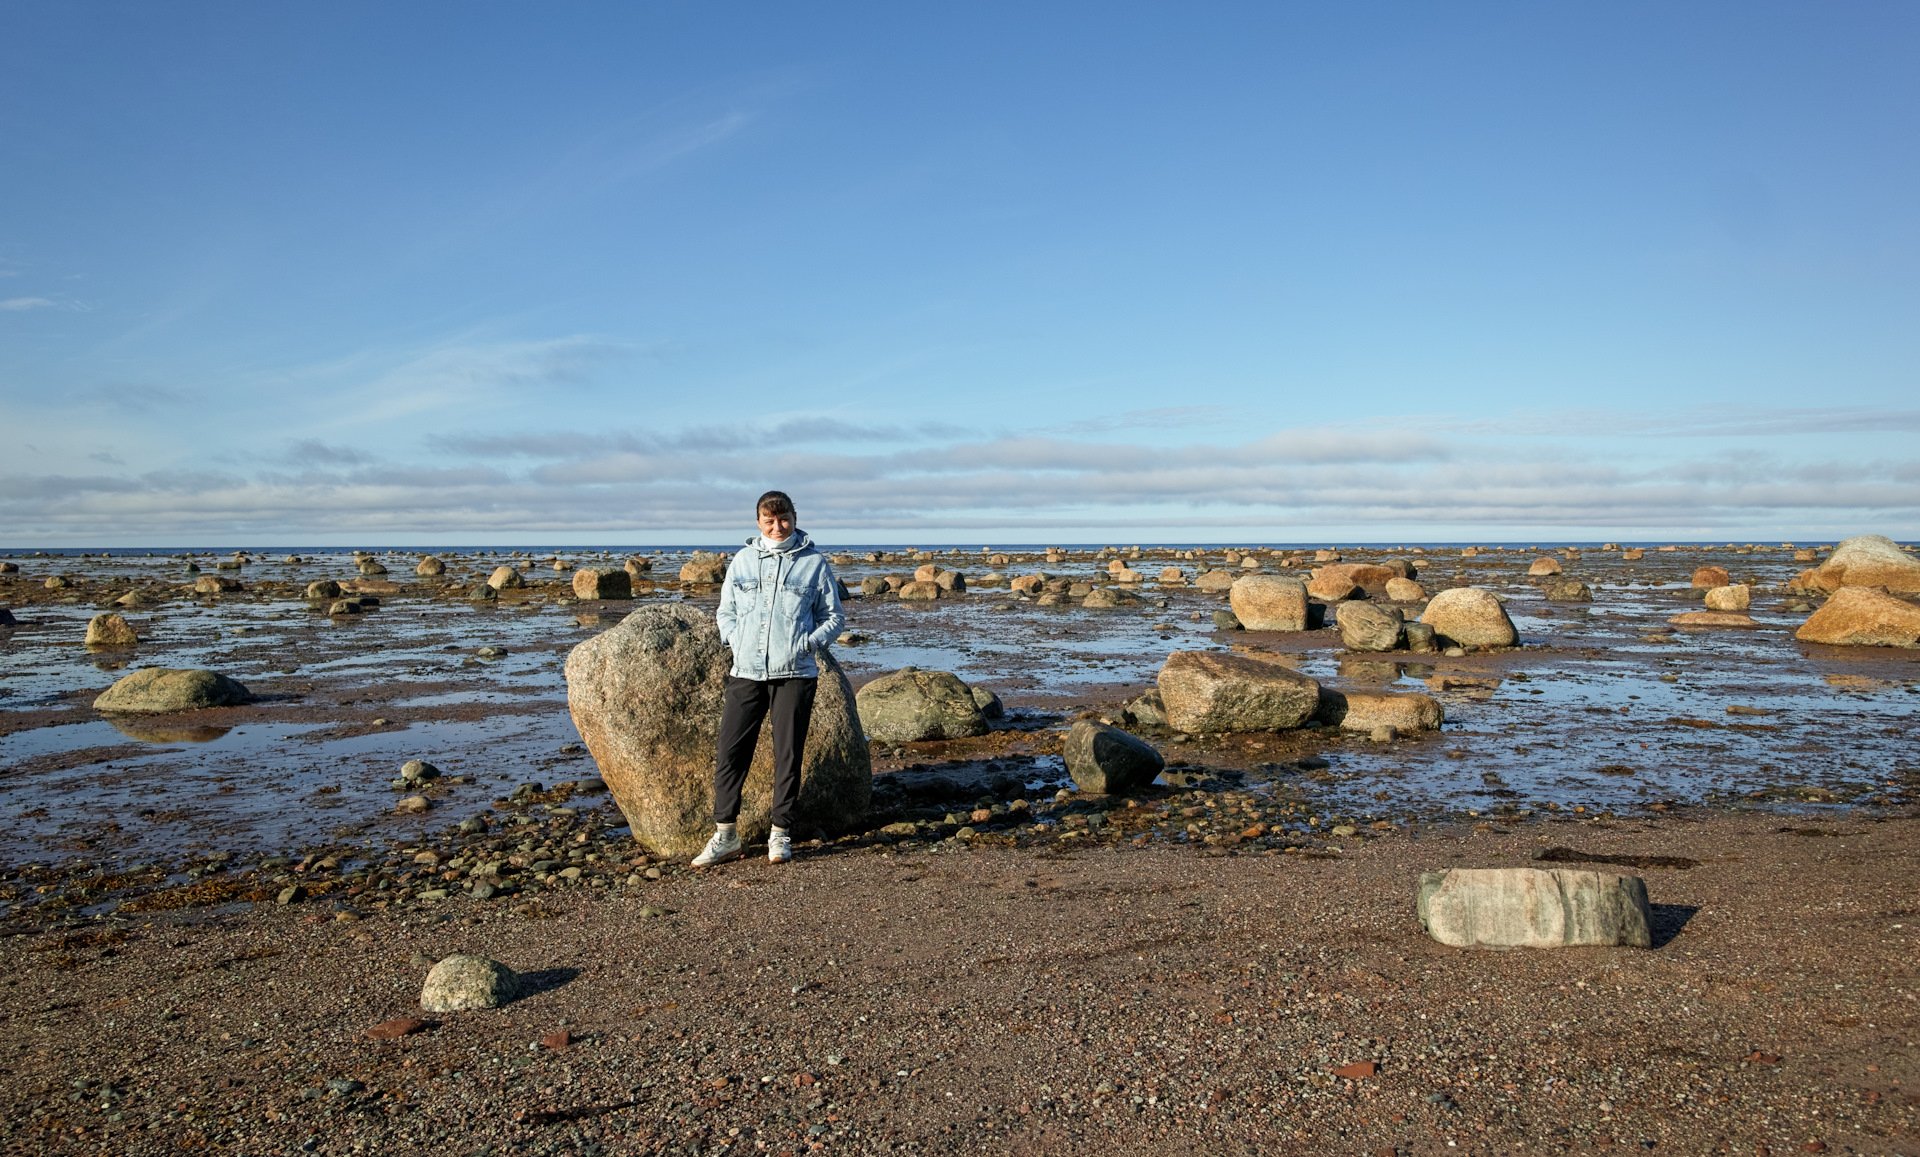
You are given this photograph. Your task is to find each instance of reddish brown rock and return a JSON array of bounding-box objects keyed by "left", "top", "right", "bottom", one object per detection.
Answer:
[
  {"left": 571, "top": 568, "right": 632, "bottom": 600},
  {"left": 1307, "top": 563, "right": 1399, "bottom": 601},
  {"left": 1794, "top": 587, "right": 1920, "bottom": 647},
  {"left": 1691, "top": 565, "right": 1731, "bottom": 588},
  {"left": 365, "top": 1017, "right": 430, "bottom": 1040},
  {"left": 1797, "top": 534, "right": 1920, "bottom": 594},
  {"left": 1527, "top": 557, "right": 1562, "bottom": 576}
]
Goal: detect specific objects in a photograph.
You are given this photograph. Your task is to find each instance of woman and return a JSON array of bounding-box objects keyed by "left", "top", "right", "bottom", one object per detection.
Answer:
[{"left": 692, "top": 490, "right": 845, "bottom": 866}]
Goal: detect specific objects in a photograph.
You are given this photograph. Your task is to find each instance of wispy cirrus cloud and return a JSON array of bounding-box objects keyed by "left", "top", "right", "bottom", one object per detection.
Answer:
[
  {"left": 1433, "top": 406, "right": 1920, "bottom": 438},
  {"left": 71, "top": 384, "right": 191, "bottom": 413},
  {"left": 0, "top": 297, "right": 57, "bottom": 312}
]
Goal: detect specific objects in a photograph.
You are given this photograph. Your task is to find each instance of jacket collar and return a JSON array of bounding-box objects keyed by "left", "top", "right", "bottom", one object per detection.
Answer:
[{"left": 747, "top": 530, "right": 812, "bottom": 557}]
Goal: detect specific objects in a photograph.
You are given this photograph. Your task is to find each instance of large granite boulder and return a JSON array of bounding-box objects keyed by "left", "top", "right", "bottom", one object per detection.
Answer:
[
  {"left": 1527, "top": 557, "right": 1562, "bottom": 576},
  {"left": 1228, "top": 575, "right": 1308, "bottom": 631},
  {"left": 1419, "top": 587, "right": 1518, "bottom": 648},
  {"left": 487, "top": 566, "right": 525, "bottom": 590},
  {"left": 1796, "top": 534, "right": 1920, "bottom": 594},
  {"left": 1795, "top": 587, "right": 1920, "bottom": 647},
  {"left": 571, "top": 568, "right": 632, "bottom": 600},
  {"left": 94, "top": 668, "right": 253, "bottom": 714},
  {"left": 1418, "top": 868, "right": 1652, "bottom": 949},
  {"left": 1335, "top": 601, "right": 1404, "bottom": 651},
  {"left": 305, "top": 579, "right": 342, "bottom": 600},
  {"left": 1155, "top": 651, "right": 1320, "bottom": 733},
  {"left": 415, "top": 555, "right": 446, "bottom": 577},
  {"left": 1194, "top": 570, "right": 1237, "bottom": 592},
  {"left": 855, "top": 668, "right": 987, "bottom": 742},
  {"left": 1316, "top": 689, "right": 1443, "bottom": 734},
  {"left": 420, "top": 955, "right": 520, "bottom": 1012},
  {"left": 565, "top": 605, "right": 870, "bottom": 856},
  {"left": 1063, "top": 720, "right": 1164, "bottom": 795}
]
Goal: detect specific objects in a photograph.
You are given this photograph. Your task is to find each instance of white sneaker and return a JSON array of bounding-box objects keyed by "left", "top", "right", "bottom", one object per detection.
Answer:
[
  {"left": 691, "top": 828, "right": 741, "bottom": 867},
  {"left": 767, "top": 828, "right": 793, "bottom": 864}
]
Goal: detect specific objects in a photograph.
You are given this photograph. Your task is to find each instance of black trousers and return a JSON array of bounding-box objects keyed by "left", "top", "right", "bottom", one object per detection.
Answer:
[{"left": 712, "top": 675, "right": 817, "bottom": 829}]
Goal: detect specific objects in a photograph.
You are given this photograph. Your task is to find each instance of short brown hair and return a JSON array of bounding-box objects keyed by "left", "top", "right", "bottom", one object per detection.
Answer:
[{"left": 756, "top": 490, "right": 795, "bottom": 517}]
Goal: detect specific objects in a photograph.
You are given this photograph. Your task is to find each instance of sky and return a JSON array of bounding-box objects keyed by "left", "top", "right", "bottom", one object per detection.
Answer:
[{"left": 2, "top": 2, "right": 1917, "bottom": 547}]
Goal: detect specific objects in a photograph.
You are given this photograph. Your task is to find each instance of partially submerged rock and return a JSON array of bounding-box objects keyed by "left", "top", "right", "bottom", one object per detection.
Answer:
[
  {"left": 855, "top": 668, "right": 987, "bottom": 742},
  {"left": 1667, "top": 611, "right": 1760, "bottom": 629},
  {"left": 1155, "top": 651, "right": 1320, "bottom": 734},
  {"left": 1418, "top": 867, "right": 1652, "bottom": 949},
  {"left": 565, "top": 605, "right": 870, "bottom": 856},
  {"left": 571, "top": 568, "right": 632, "bottom": 600},
  {"left": 1228, "top": 575, "right": 1308, "bottom": 631},
  {"left": 487, "top": 566, "right": 525, "bottom": 590},
  {"left": 1703, "top": 584, "right": 1751, "bottom": 611},
  {"left": 416, "top": 555, "right": 446, "bottom": 577},
  {"left": 1544, "top": 579, "right": 1592, "bottom": 603},
  {"left": 94, "top": 668, "right": 253, "bottom": 714},
  {"left": 1419, "top": 587, "right": 1518, "bottom": 648},
  {"left": 678, "top": 553, "right": 727, "bottom": 584},
  {"left": 85, "top": 612, "right": 139, "bottom": 647},
  {"left": 1063, "top": 720, "right": 1164, "bottom": 795},
  {"left": 1317, "top": 689, "right": 1443, "bottom": 734},
  {"left": 1795, "top": 587, "right": 1920, "bottom": 647},
  {"left": 420, "top": 955, "right": 521, "bottom": 1012},
  {"left": 1335, "top": 601, "right": 1404, "bottom": 652}
]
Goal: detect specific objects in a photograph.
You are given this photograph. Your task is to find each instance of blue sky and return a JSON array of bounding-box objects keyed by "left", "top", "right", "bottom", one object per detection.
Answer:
[{"left": 2, "top": 2, "right": 1916, "bottom": 546}]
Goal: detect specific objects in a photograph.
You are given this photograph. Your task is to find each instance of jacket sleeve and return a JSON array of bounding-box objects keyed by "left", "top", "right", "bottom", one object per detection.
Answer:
[
  {"left": 714, "top": 555, "right": 740, "bottom": 649},
  {"left": 805, "top": 561, "right": 846, "bottom": 652}
]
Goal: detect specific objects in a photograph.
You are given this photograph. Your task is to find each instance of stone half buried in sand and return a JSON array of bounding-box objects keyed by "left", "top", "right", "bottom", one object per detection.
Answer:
[
  {"left": 1667, "top": 611, "right": 1762, "bottom": 629},
  {"left": 1228, "top": 575, "right": 1308, "bottom": 631},
  {"left": 1417, "top": 867, "right": 1652, "bottom": 950},
  {"left": 1794, "top": 586, "right": 1920, "bottom": 647},
  {"left": 565, "top": 604, "right": 870, "bottom": 857},
  {"left": 1062, "top": 719, "right": 1164, "bottom": 795},
  {"left": 1155, "top": 650, "right": 1320, "bottom": 734},
  {"left": 1796, "top": 534, "right": 1920, "bottom": 595},
  {"left": 1418, "top": 587, "right": 1518, "bottom": 649},
  {"left": 93, "top": 668, "right": 253, "bottom": 714},
  {"left": 855, "top": 668, "right": 986, "bottom": 742},
  {"left": 1316, "top": 689, "right": 1443, "bottom": 734}
]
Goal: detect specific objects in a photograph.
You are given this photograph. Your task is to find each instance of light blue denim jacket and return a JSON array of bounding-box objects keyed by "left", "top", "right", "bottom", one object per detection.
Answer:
[{"left": 714, "top": 530, "right": 846, "bottom": 680}]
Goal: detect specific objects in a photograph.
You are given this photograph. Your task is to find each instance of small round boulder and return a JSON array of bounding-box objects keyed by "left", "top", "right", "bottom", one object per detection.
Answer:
[{"left": 420, "top": 955, "right": 521, "bottom": 1012}]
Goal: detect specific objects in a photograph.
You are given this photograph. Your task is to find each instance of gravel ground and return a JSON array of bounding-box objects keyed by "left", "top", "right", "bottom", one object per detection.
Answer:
[{"left": 4, "top": 810, "right": 1916, "bottom": 1156}]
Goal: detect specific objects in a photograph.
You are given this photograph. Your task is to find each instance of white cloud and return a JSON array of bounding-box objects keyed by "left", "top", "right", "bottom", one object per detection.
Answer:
[
  {"left": 4, "top": 408, "right": 1914, "bottom": 543},
  {"left": 0, "top": 297, "right": 56, "bottom": 311}
]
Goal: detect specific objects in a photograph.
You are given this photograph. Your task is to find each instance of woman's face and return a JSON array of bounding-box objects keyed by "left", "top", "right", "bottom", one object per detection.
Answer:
[{"left": 757, "top": 507, "right": 795, "bottom": 541}]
